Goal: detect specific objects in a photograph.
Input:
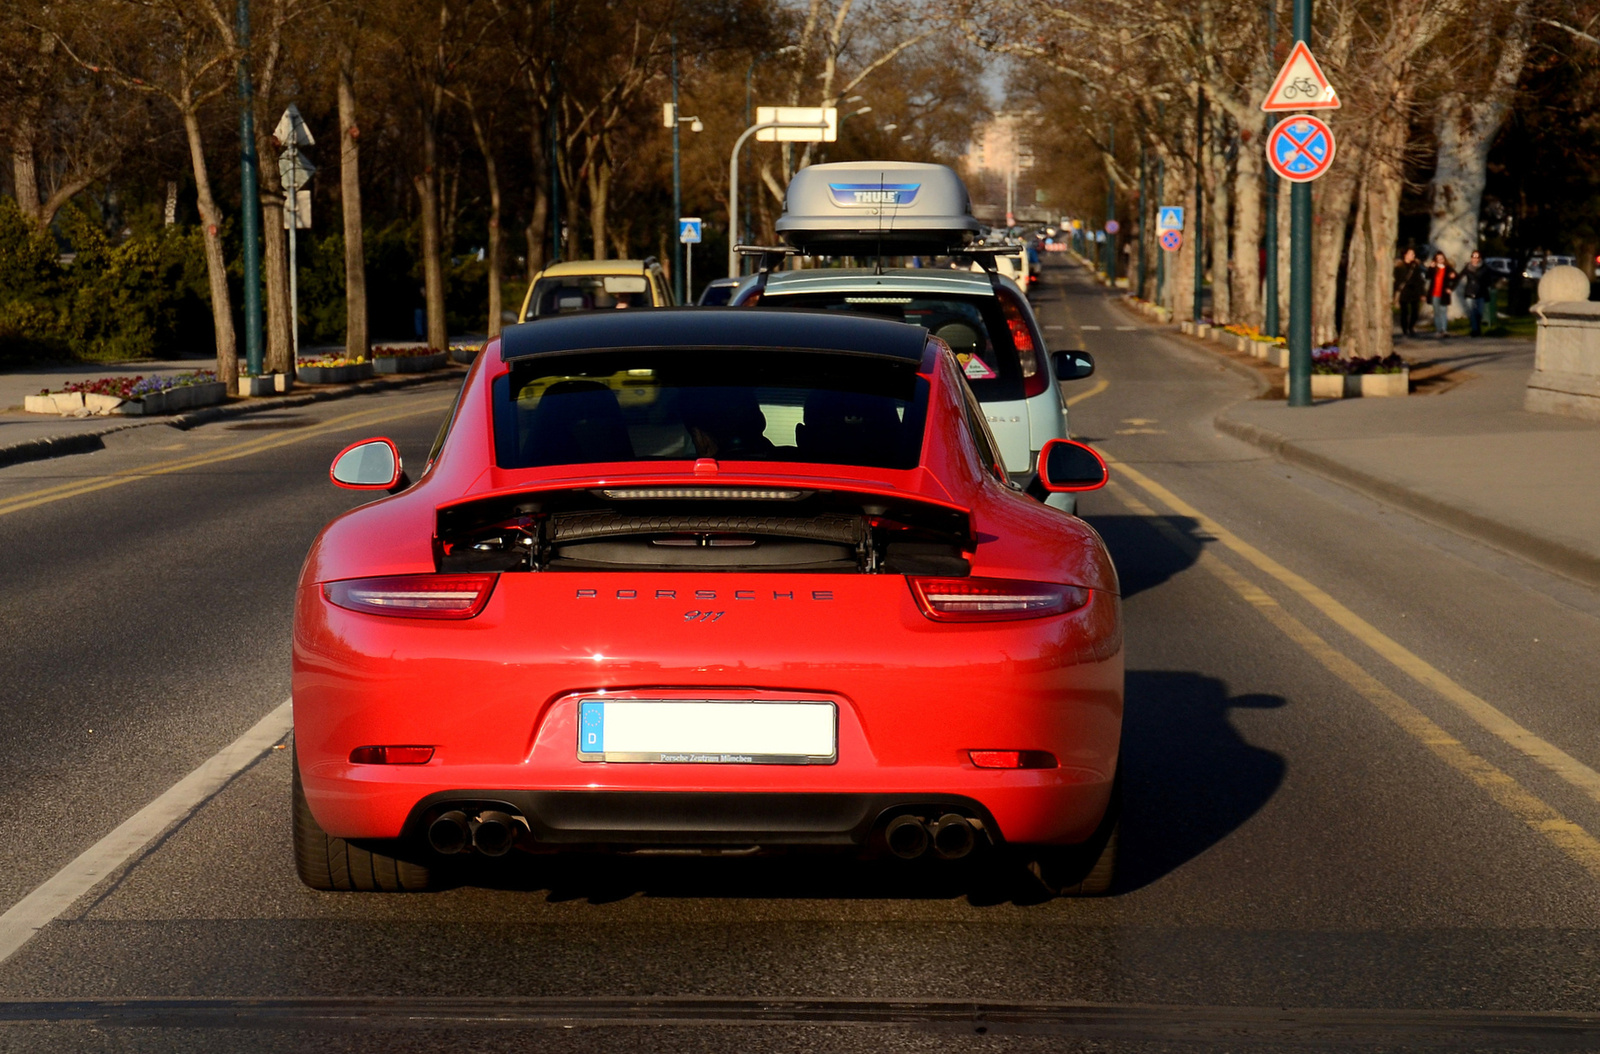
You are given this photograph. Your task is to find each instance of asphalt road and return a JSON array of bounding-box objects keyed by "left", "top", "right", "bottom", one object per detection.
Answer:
[{"left": 3, "top": 263, "right": 1600, "bottom": 1052}]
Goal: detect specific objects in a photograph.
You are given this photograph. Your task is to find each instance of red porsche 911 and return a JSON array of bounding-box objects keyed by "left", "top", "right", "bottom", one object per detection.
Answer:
[{"left": 292, "top": 309, "right": 1123, "bottom": 894}]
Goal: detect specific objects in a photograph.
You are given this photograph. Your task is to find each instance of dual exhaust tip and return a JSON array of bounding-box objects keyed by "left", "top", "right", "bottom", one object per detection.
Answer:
[
  {"left": 427, "top": 809, "right": 522, "bottom": 857},
  {"left": 884, "top": 812, "right": 978, "bottom": 860}
]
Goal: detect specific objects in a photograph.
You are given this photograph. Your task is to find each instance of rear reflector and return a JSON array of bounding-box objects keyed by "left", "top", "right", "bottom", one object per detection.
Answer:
[
  {"left": 324, "top": 574, "right": 496, "bottom": 619},
  {"left": 911, "top": 577, "right": 1089, "bottom": 622},
  {"left": 969, "top": 750, "right": 1058, "bottom": 769},
  {"left": 349, "top": 745, "right": 435, "bottom": 765}
]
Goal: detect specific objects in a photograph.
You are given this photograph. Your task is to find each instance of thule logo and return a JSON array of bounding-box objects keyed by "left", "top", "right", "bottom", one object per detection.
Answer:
[{"left": 827, "top": 183, "right": 920, "bottom": 207}]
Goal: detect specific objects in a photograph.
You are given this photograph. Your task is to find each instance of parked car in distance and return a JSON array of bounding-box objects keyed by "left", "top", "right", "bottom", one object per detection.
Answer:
[
  {"left": 697, "top": 277, "right": 744, "bottom": 306},
  {"left": 518, "top": 259, "right": 674, "bottom": 321}
]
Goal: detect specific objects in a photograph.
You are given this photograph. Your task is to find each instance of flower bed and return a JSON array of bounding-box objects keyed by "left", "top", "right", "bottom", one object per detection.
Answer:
[
  {"left": 1310, "top": 349, "right": 1407, "bottom": 375},
  {"left": 25, "top": 370, "right": 224, "bottom": 415},
  {"left": 297, "top": 356, "right": 374, "bottom": 385},
  {"left": 372, "top": 346, "right": 448, "bottom": 374},
  {"left": 450, "top": 341, "right": 485, "bottom": 365}
]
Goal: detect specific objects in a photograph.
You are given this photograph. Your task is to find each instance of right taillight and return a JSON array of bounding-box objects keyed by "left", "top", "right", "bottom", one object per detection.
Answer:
[
  {"left": 1000, "top": 293, "right": 1048, "bottom": 398},
  {"left": 910, "top": 577, "right": 1089, "bottom": 622},
  {"left": 324, "top": 574, "right": 497, "bottom": 619}
]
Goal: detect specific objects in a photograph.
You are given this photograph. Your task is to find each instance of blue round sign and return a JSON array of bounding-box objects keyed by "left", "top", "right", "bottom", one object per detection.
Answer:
[{"left": 1267, "top": 116, "right": 1336, "bottom": 183}]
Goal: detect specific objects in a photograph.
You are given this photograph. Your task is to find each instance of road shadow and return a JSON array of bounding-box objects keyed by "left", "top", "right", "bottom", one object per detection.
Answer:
[
  {"left": 1116, "top": 671, "right": 1286, "bottom": 892},
  {"left": 1083, "top": 513, "right": 1205, "bottom": 600}
]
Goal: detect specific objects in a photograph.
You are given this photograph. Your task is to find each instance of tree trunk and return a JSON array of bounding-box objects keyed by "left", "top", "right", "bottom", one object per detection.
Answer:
[
  {"left": 181, "top": 106, "right": 238, "bottom": 388},
  {"left": 1343, "top": 91, "right": 1413, "bottom": 359},
  {"left": 1231, "top": 117, "right": 1266, "bottom": 329},
  {"left": 418, "top": 107, "right": 448, "bottom": 350},
  {"left": 1427, "top": 1, "right": 1530, "bottom": 272},
  {"left": 1207, "top": 123, "right": 1232, "bottom": 325},
  {"left": 10, "top": 132, "right": 41, "bottom": 227},
  {"left": 259, "top": 178, "right": 293, "bottom": 374},
  {"left": 525, "top": 127, "right": 549, "bottom": 280},
  {"left": 587, "top": 151, "right": 610, "bottom": 261},
  {"left": 463, "top": 99, "right": 504, "bottom": 336},
  {"left": 338, "top": 39, "right": 368, "bottom": 357},
  {"left": 564, "top": 160, "right": 582, "bottom": 259},
  {"left": 1311, "top": 138, "right": 1360, "bottom": 346}
]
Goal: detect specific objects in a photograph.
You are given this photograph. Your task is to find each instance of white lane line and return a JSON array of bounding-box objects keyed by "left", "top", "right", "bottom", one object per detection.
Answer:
[
  {"left": 1046, "top": 325, "right": 1066, "bottom": 330},
  {"left": 1115, "top": 326, "right": 1137, "bottom": 331},
  {"left": 1080, "top": 325, "right": 1102, "bottom": 331},
  {"left": 0, "top": 699, "right": 292, "bottom": 966}
]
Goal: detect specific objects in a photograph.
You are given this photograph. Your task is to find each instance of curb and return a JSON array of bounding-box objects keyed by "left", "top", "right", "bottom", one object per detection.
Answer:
[
  {"left": 1213, "top": 412, "right": 1600, "bottom": 590},
  {"left": 0, "top": 369, "right": 463, "bottom": 470}
]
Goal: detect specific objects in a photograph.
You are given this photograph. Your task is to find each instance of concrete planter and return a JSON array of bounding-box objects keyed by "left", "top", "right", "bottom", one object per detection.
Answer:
[
  {"left": 1290, "top": 370, "right": 1410, "bottom": 399},
  {"left": 1195, "top": 324, "right": 1211, "bottom": 339},
  {"left": 297, "top": 363, "right": 375, "bottom": 385},
  {"left": 120, "top": 380, "right": 228, "bottom": 415},
  {"left": 24, "top": 392, "right": 83, "bottom": 414},
  {"left": 238, "top": 373, "right": 291, "bottom": 396},
  {"left": 450, "top": 345, "right": 482, "bottom": 365},
  {"left": 374, "top": 351, "right": 447, "bottom": 374}
]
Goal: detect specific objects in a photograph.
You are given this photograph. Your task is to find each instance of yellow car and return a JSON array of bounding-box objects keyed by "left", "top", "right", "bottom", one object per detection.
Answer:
[{"left": 518, "top": 259, "right": 674, "bottom": 321}]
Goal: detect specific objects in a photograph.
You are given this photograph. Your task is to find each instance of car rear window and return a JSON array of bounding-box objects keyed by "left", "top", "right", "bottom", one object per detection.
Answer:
[
  {"left": 528, "top": 275, "right": 651, "bottom": 317},
  {"left": 752, "top": 291, "right": 1025, "bottom": 401},
  {"left": 493, "top": 349, "right": 929, "bottom": 470}
]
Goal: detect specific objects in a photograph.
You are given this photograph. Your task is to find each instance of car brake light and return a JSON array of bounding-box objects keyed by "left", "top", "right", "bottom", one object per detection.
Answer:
[
  {"left": 349, "top": 745, "right": 435, "bottom": 764},
  {"left": 910, "top": 577, "right": 1089, "bottom": 621},
  {"left": 1000, "top": 294, "right": 1048, "bottom": 397},
  {"left": 969, "top": 750, "right": 1058, "bottom": 769},
  {"left": 324, "top": 574, "right": 497, "bottom": 619}
]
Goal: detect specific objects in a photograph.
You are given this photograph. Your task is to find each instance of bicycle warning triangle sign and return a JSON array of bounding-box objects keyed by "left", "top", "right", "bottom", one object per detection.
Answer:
[{"left": 1262, "top": 41, "right": 1340, "bottom": 111}]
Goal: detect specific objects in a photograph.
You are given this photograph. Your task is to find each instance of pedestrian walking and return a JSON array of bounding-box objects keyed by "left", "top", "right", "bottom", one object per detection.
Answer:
[
  {"left": 1425, "top": 251, "right": 1456, "bottom": 338},
  {"left": 1393, "top": 248, "right": 1425, "bottom": 338},
  {"left": 1459, "top": 250, "right": 1494, "bottom": 337}
]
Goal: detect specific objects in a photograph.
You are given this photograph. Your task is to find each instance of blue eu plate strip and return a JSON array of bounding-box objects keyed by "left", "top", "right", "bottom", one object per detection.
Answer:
[{"left": 579, "top": 701, "right": 604, "bottom": 753}]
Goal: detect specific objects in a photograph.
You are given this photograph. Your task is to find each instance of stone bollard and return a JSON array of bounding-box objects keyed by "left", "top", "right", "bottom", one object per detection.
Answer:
[{"left": 1526, "top": 265, "right": 1600, "bottom": 421}]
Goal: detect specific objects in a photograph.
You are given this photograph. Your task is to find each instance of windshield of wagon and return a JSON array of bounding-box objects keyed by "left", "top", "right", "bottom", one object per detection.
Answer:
[
  {"left": 528, "top": 275, "right": 651, "bottom": 317},
  {"left": 749, "top": 291, "right": 1025, "bottom": 401},
  {"left": 493, "top": 349, "right": 929, "bottom": 470}
]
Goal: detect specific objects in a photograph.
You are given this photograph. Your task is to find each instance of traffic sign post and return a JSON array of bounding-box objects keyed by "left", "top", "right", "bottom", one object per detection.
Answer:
[
  {"left": 679, "top": 218, "right": 701, "bottom": 301},
  {"left": 1287, "top": 0, "right": 1318, "bottom": 407},
  {"left": 275, "top": 104, "right": 315, "bottom": 372},
  {"left": 1266, "top": 116, "right": 1336, "bottom": 182}
]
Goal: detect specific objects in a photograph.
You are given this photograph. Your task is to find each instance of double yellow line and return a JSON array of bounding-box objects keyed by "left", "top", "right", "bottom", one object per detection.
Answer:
[
  {"left": 1106, "top": 455, "right": 1600, "bottom": 881},
  {"left": 0, "top": 397, "right": 453, "bottom": 519}
]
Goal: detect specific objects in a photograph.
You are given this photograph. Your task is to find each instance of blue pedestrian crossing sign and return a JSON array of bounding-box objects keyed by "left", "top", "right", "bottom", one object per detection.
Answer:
[
  {"left": 1157, "top": 206, "right": 1184, "bottom": 232},
  {"left": 678, "top": 217, "right": 702, "bottom": 244}
]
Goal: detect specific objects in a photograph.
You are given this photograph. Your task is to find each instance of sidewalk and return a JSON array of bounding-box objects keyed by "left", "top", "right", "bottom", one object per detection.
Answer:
[
  {"left": 1203, "top": 332, "right": 1600, "bottom": 588},
  {"left": 0, "top": 356, "right": 465, "bottom": 469}
]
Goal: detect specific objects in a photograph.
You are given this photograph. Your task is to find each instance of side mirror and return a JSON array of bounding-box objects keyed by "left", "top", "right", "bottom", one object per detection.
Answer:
[
  {"left": 1038, "top": 438, "right": 1108, "bottom": 492},
  {"left": 1052, "top": 350, "right": 1095, "bottom": 381},
  {"left": 330, "top": 437, "right": 404, "bottom": 491}
]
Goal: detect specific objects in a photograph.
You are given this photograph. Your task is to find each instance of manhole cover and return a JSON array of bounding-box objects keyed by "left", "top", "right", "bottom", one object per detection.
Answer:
[{"left": 226, "top": 415, "right": 313, "bottom": 431}]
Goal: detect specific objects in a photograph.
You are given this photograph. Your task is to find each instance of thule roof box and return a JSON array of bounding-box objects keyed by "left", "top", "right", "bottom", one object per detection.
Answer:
[{"left": 774, "top": 161, "right": 981, "bottom": 257}]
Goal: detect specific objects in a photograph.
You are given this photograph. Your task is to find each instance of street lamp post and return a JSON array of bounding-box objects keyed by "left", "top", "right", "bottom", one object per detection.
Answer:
[
  {"left": 1192, "top": 86, "right": 1206, "bottom": 324},
  {"left": 236, "top": 0, "right": 264, "bottom": 378},
  {"left": 727, "top": 117, "right": 831, "bottom": 278}
]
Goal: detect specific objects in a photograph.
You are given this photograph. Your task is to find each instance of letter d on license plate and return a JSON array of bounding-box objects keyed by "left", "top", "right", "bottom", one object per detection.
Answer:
[{"left": 577, "top": 699, "right": 836, "bottom": 764}]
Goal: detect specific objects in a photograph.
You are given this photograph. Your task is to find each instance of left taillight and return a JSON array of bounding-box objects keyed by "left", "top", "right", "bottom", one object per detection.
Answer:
[
  {"left": 323, "top": 574, "right": 497, "bottom": 619},
  {"left": 910, "top": 577, "right": 1090, "bottom": 622},
  {"left": 1000, "top": 292, "right": 1048, "bottom": 398}
]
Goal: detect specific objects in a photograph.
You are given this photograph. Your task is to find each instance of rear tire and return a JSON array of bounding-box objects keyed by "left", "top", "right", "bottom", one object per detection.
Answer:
[
  {"left": 1025, "top": 772, "right": 1120, "bottom": 897},
  {"left": 292, "top": 754, "right": 434, "bottom": 892}
]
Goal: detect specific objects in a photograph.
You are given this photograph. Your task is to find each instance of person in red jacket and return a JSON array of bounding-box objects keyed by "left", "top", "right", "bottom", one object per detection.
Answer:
[{"left": 1425, "top": 252, "right": 1457, "bottom": 338}]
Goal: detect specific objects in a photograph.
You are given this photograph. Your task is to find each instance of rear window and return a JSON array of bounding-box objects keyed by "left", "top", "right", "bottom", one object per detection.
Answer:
[
  {"left": 528, "top": 275, "right": 651, "bottom": 317},
  {"left": 753, "top": 291, "right": 1024, "bottom": 401},
  {"left": 493, "top": 349, "right": 929, "bottom": 470}
]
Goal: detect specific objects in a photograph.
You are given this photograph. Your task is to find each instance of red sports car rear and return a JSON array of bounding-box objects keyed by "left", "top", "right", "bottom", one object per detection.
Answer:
[{"left": 292, "top": 309, "right": 1122, "bottom": 893}]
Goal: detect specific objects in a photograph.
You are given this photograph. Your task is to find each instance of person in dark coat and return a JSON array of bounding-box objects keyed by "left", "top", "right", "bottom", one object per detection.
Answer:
[
  {"left": 1459, "top": 250, "right": 1494, "bottom": 337},
  {"left": 1425, "top": 252, "right": 1457, "bottom": 338},
  {"left": 1393, "top": 248, "right": 1425, "bottom": 338}
]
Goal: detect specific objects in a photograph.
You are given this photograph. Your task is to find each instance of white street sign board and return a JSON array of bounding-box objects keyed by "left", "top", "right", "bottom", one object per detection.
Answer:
[
  {"left": 282, "top": 189, "right": 311, "bottom": 229},
  {"left": 273, "top": 103, "right": 315, "bottom": 147},
  {"left": 679, "top": 217, "right": 702, "bottom": 244},
  {"left": 1157, "top": 206, "right": 1185, "bottom": 231},
  {"left": 1262, "top": 41, "right": 1340, "bottom": 111},
  {"left": 279, "top": 152, "right": 316, "bottom": 192},
  {"left": 755, "top": 106, "right": 838, "bottom": 142}
]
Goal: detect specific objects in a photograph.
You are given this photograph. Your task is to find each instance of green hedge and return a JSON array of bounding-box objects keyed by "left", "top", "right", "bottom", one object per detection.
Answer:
[{"left": 0, "top": 199, "right": 213, "bottom": 365}]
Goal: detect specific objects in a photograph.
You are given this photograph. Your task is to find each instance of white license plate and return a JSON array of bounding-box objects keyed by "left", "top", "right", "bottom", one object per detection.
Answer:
[{"left": 576, "top": 699, "right": 837, "bottom": 764}]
